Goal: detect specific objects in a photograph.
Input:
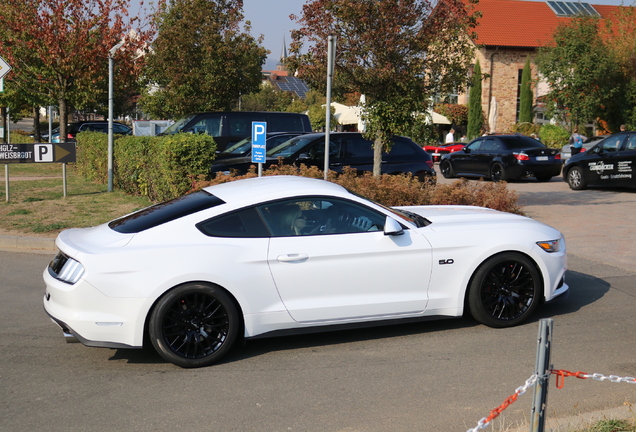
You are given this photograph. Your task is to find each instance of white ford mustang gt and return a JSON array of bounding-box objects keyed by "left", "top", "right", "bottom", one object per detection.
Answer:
[{"left": 44, "top": 176, "right": 569, "bottom": 368}]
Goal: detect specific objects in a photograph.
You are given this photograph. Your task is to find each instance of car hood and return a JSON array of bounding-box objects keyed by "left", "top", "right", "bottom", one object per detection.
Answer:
[{"left": 395, "top": 205, "right": 544, "bottom": 230}]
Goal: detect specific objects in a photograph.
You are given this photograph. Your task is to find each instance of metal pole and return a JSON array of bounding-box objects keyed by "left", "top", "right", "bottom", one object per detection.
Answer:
[
  {"left": 5, "top": 164, "right": 9, "bottom": 202},
  {"left": 108, "top": 54, "right": 114, "bottom": 192},
  {"left": 62, "top": 163, "right": 67, "bottom": 198},
  {"left": 530, "top": 318, "right": 553, "bottom": 432},
  {"left": 48, "top": 106, "right": 53, "bottom": 142},
  {"left": 324, "top": 35, "right": 336, "bottom": 180}
]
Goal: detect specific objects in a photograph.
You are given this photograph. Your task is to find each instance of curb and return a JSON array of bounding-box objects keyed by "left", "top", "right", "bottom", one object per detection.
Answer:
[{"left": 0, "top": 233, "right": 56, "bottom": 252}]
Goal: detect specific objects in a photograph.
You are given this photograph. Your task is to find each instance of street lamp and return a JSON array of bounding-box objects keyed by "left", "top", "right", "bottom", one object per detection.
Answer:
[{"left": 108, "top": 40, "right": 125, "bottom": 192}]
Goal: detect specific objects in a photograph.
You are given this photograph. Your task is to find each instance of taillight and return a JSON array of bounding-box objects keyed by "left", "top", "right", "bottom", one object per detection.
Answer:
[
  {"left": 513, "top": 152, "right": 530, "bottom": 161},
  {"left": 555, "top": 153, "right": 561, "bottom": 160}
]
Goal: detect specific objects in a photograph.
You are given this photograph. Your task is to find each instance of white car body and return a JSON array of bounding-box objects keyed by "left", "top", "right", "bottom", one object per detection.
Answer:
[{"left": 43, "top": 176, "right": 568, "bottom": 367}]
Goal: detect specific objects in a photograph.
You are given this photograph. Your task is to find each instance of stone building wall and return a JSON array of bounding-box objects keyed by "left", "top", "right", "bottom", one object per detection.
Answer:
[{"left": 458, "top": 46, "right": 537, "bottom": 134}]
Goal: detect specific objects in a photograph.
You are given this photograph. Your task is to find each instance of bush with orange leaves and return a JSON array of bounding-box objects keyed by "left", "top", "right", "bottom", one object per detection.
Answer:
[{"left": 194, "top": 164, "right": 524, "bottom": 215}]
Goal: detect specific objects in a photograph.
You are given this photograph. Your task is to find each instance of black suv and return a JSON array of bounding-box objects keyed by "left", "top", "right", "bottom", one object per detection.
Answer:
[{"left": 211, "top": 132, "right": 436, "bottom": 182}]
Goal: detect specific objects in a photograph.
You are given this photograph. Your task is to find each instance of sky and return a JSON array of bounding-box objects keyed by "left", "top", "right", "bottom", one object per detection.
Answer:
[{"left": 133, "top": 0, "right": 633, "bottom": 70}]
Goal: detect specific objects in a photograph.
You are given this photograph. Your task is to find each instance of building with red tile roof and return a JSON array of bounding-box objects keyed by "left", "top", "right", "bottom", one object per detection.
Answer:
[{"left": 462, "top": 0, "right": 627, "bottom": 133}]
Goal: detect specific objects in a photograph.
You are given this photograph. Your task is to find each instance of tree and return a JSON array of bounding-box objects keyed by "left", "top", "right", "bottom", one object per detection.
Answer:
[
  {"left": 139, "top": 0, "right": 267, "bottom": 119},
  {"left": 536, "top": 16, "right": 619, "bottom": 132},
  {"left": 0, "top": 0, "right": 154, "bottom": 141},
  {"left": 519, "top": 57, "right": 533, "bottom": 123},
  {"left": 240, "top": 85, "right": 294, "bottom": 112},
  {"left": 467, "top": 60, "right": 483, "bottom": 139},
  {"left": 288, "top": 0, "right": 478, "bottom": 176}
]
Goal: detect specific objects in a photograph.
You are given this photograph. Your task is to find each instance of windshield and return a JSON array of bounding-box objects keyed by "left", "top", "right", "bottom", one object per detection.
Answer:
[
  {"left": 220, "top": 137, "right": 252, "bottom": 155},
  {"left": 161, "top": 114, "right": 198, "bottom": 135},
  {"left": 267, "top": 136, "right": 315, "bottom": 158}
]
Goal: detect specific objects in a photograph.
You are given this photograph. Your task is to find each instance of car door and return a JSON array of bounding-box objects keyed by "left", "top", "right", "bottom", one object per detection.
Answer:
[
  {"left": 452, "top": 139, "right": 483, "bottom": 174},
  {"left": 614, "top": 133, "right": 636, "bottom": 187},
  {"left": 260, "top": 197, "right": 432, "bottom": 323},
  {"left": 586, "top": 135, "right": 626, "bottom": 186}
]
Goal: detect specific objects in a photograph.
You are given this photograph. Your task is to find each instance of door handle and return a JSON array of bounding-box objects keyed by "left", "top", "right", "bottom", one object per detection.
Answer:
[{"left": 277, "top": 253, "right": 309, "bottom": 263}]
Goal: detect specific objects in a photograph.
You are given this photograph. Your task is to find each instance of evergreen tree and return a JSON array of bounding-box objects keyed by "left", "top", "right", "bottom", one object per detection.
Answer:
[
  {"left": 467, "top": 60, "right": 483, "bottom": 139},
  {"left": 519, "top": 57, "right": 533, "bottom": 123}
]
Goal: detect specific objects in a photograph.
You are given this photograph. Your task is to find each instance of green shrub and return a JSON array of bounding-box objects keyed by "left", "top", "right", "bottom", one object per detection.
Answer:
[
  {"left": 538, "top": 124, "right": 569, "bottom": 149},
  {"left": 76, "top": 132, "right": 217, "bottom": 201},
  {"left": 195, "top": 164, "right": 524, "bottom": 215},
  {"left": 511, "top": 122, "right": 541, "bottom": 137}
]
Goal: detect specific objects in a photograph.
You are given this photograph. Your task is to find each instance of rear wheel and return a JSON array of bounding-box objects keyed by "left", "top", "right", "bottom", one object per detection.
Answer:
[
  {"left": 149, "top": 283, "right": 240, "bottom": 368},
  {"left": 566, "top": 166, "right": 587, "bottom": 190},
  {"left": 440, "top": 160, "right": 454, "bottom": 179},
  {"left": 468, "top": 252, "right": 542, "bottom": 328},
  {"left": 490, "top": 163, "right": 507, "bottom": 182}
]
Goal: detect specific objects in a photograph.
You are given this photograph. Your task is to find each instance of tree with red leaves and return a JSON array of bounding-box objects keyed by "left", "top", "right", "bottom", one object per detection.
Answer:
[
  {"left": 0, "top": 0, "right": 155, "bottom": 141},
  {"left": 288, "top": 0, "right": 479, "bottom": 176}
]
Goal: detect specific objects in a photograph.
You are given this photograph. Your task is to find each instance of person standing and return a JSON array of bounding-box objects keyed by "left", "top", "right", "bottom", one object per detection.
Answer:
[
  {"left": 569, "top": 128, "right": 586, "bottom": 156},
  {"left": 445, "top": 128, "right": 455, "bottom": 143}
]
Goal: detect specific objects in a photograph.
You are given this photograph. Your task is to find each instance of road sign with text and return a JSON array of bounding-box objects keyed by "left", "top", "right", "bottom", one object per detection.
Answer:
[
  {"left": 251, "top": 121, "right": 267, "bottom": 164},
  {"left": 0, "top": 143, "right": 76, "bottom": 164}
]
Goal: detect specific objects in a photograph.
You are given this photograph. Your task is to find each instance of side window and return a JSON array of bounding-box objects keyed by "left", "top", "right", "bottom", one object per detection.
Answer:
[
  {"left": 267, "top": 115, "right": 303, "bottom": 132},
  {"left": 386, "top": 138, "right": 417, "bottom": 157},
  {"left": 602, "top": 136, "right": 625, "bottom": 152},
  {"left": 113, "top": 124, "right": 130, "bottom": 134},
  {"left": 258, "top": 197, "right": 386, "bottom": 237},
  {"left": 84, "top": 124, "right": 108, "bottom": 133},
  {"left": 622, "top": 134, "right": 636, "bottom": 151},
  {"left": 190, "top": 116, "right": 222, "bottom": 136},
  {"left": 196, "top": 207, "right": 269, "bottom": 238},
  {"left": 308, "top": 139, "right": 340, "bottom": 160},
  {"left": 343, "top": 136, "right": 373, "bottom": 158},
  {"left": 467, "top": 139, "right": 483, "bottom": 151},
  {"left": 482, "top": 139, "right": 498, "bottom": 151}
]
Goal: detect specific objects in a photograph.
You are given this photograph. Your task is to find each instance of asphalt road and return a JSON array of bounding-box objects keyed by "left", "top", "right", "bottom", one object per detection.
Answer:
[{"left": 1, "top": 171, "right": 635, "bottom": 432}]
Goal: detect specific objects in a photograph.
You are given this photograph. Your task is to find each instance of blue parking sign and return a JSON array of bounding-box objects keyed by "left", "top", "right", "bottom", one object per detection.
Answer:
[{"left": 251, "top": 122, "right": 267, "bottom": 164}]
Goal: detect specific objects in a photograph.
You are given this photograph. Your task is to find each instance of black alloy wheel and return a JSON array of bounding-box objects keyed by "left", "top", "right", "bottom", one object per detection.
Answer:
[
  {"left": 567, "top": 166, "right": 587, "bottom": 190},
  {"left": 440, "top": 160, "right": 454, "bottom": 179},
  {"left": 149, "top": 283, "right": 240, "bottom": 368},
  {"left": 490, "top": 163, "right": 507, "bottom": 182},
  {"left": 468, "top": 252, "right": 542, "bottom": 327}
]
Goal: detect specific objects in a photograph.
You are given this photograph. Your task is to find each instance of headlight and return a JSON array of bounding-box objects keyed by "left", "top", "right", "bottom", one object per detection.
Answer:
[
  {"left": 48, "top": 252, "right": 85, "bottom": 284},
  {"left": 536, "top": 239, "right": 560, "bottom": 253}
]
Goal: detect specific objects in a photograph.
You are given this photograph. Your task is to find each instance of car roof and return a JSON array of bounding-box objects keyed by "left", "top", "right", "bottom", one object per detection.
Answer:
[{"left": 203, "top": 176, "right": 348, "bottom": 206}]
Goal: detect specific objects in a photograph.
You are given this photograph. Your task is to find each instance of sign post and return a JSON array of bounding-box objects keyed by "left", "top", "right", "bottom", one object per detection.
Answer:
[{"left": 251, "top": 121, "right": 267, "bottom": 177}]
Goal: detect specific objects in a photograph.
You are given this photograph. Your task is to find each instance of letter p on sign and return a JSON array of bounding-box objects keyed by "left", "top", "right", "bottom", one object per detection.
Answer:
[{"left": 35, "top": 144, "right": 54, "bottom": 162}]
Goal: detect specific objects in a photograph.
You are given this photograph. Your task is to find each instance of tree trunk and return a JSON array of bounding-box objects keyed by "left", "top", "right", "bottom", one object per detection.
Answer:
[
  {"left": 373, "top": 135, "right": 383, "bottom": 177},
  {"left": 33, "top": 107, "right": 41, "bottom": 142}
]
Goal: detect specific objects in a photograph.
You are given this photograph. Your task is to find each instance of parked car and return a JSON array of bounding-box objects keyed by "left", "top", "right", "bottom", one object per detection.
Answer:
[
  {"left": 562, "top": 131, "right": 636, "bottom": 190},
  {"left": 215, "top": 132, "right": 308, "bottom": 160},
  {"left": 159, "top": 111, "right": 313, "bottom": 152},
  {"left": 560, "top": 135, "right": 608, "bottom": 163},
  {"left": 43, "top": 175, "right": 569, "bottom": 368},
  {"left": 51, "top": 121, "right": 132, "bottom": 142},
  {"left": 423, "top": 142, "right": 467, "bottom": 162},
  {"left": 439, "top": 134, "right": 562, "bottom": 182},
  {"left": 211, "top": 132, "right": 436, "bottom": 182}
]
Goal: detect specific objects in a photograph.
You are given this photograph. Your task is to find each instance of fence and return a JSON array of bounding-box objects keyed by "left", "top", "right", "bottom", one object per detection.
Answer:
[{"left": 467, "top": 319, "right": 636, "bottom": 432}]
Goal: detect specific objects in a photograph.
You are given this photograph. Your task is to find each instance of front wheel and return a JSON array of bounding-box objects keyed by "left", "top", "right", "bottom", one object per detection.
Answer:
[
  {"left": 468, "top": 252, "right": 542, "bottom": 328},
  {"left": 440, "top": 160, "right": 454, "bottom": 179},
  {"left": 566, "top": 166, "right": 587, "bottom": 190},
  {"left": 149, "top": 283, "right": 240, "bottom": 368}
]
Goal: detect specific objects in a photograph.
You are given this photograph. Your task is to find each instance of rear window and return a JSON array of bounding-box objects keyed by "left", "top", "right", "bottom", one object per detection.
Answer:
[
  {"left": 109, "top": 190, "right": 225, "bottom": 233},
  {"left": 500, "top": 136, "right": 545, "bottom": 149}
]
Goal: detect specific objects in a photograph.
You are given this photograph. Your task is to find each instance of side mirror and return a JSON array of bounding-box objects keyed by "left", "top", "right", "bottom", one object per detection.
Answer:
[
  {"left": 384, "top": 217, "right": 404, "bottom": 236},
  {"left": 297, "top": 153, "right": 312, "bottom": 161}
]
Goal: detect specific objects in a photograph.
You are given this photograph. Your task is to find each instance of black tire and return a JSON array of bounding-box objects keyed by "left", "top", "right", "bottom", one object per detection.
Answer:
[
  {"left": 149, "top": 283, "right": 240, "bottom": 368},
  {"left": 566, "top": 166, "right": 587, "bottom": 190},
  {"left": 490, "top": 163, "right": 507, "bottom": 182},
  {"left": 416, "top": 170, "right": 437, "bottom": 185},
  {"left": 440, "top": 160, "right": 454, "bottom": 179},
  {"left": 468, "top": 252, "right": 542, "bottom": 328},
  {"left": 536, "top": 175, "right": 552, "bottom": 182}
]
